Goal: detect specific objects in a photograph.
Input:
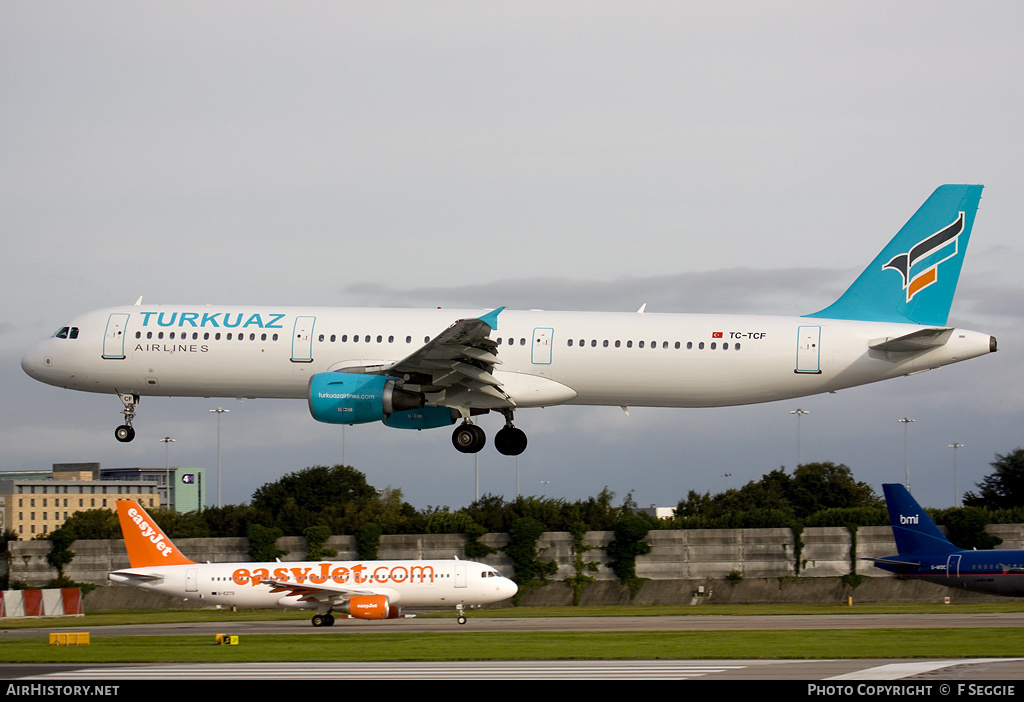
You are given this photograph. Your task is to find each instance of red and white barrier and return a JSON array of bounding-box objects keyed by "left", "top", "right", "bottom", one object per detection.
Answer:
[{"left": 0, "top": 589, "right": 83, "bottom": 618}]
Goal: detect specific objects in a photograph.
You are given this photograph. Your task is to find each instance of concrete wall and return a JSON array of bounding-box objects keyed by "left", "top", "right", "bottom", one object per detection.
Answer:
[{"left": 10, "top": 524, "right": 1023, "bottom": 608}]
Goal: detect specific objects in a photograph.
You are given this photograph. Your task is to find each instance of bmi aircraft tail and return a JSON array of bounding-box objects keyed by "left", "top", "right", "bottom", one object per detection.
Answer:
[
  {"left": 116, "top": 500, "right": 195, "bottom": 568},
  {"left": 881, "top": 483, "right": 960, "bottom": 557},
  {"left": 806, "top": 184, "right": 983, "bottom": 326}
]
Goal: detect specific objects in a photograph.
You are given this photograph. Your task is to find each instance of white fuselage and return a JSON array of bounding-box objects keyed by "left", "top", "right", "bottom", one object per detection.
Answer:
[
  {"left": 22, "top": 304, "right": 995, "bottom": 409},
  {"left": 109, "top": 558, "right": 517, "bottom": 611}
]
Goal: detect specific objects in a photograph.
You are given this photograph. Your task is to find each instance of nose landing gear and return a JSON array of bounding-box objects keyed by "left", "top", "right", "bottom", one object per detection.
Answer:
[{"left": 115, "top": 392, "right": 139, "bottom": 443}]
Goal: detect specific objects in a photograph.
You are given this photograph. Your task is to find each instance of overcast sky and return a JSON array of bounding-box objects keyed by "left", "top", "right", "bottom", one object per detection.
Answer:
[{"left": 2, "top": 2, "right": 1022, "bottom": 514}]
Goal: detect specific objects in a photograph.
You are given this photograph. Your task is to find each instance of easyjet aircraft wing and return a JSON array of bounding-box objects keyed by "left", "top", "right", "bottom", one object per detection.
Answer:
[{"left": 261, "top": 578, "right": 388, "bottom": 600}]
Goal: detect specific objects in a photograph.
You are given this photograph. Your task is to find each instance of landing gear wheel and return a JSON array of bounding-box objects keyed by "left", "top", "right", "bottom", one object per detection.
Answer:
[
  {"left": 452, "top": 423, "right": 486, "bottom": 453},
  {"left": 311, "top": 614, "right": 328, "bottom": 627},
  {"left": 456, "top": 604, "right": 467, "bottom": 625},
  {"left": 457, "top": 616, "right": 467, "bottom": 625},
  {"left": 494, "top": 426, "right": 527, "bottom": 456},
  {"left": 115, "top": 392, "right": 139, "bottom": 444}
]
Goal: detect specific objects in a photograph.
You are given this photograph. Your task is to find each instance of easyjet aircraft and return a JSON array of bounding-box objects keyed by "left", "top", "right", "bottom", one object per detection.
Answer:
[
  {"left": 23, "top": 185, "right": 995, "bottom": 455},
  {"left": 109, "top": 500, "right": 517, "bottom": 626}
]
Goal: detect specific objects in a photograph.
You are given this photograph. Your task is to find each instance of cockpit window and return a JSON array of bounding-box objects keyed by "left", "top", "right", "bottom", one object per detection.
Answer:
[{"left": 52, "top": 327, "right": 80, "bottom": 340}]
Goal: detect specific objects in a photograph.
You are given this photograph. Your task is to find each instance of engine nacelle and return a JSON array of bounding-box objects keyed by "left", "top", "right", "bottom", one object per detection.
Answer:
[
  {"left": 338, "top": 594, "right": 395, "bottom": 620},
  {"left": 308, "top": 372, "right": 422, "bottom": 425}
]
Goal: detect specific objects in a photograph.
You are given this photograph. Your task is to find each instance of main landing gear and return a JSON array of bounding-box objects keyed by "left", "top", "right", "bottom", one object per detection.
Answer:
[
  {"left": 114, "top": 392, "right": 139, "bottom": 443},
  {"left": 311, "top": 613, "right": 336, "bottom": 627},
  {"left": 451, "top": 411, "right": 528, "bottom": 456}
]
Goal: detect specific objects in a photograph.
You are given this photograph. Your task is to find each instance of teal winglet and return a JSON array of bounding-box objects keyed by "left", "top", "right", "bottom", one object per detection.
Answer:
[{"left": 477, "top": 307, "right": 504, "bottom": 330}]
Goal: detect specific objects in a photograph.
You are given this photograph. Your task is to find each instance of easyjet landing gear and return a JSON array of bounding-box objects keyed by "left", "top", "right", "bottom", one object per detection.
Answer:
[
  {"left": 452, "top": 422, "right": 486, "bottom": 454},
  {"left": 456, "top": 604, "right": 467, "bottom": 625},
  {"left": 115, "top": 392, "right": 139, "bottom": 443},
  {"left": 311, "top": 613, "right": 336, "bottom": 627}
]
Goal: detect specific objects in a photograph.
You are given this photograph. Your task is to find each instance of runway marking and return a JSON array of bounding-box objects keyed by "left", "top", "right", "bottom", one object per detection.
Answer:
[
  {"left": 23, "top": 661, "right": 748, "bottom": 680},
  {"left": 827, "top": 658, "right": 1024, "bottom": 680}
]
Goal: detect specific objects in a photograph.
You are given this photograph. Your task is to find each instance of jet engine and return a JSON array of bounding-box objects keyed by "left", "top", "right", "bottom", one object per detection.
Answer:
[
  {"left": 307, "top": 372, "right": 423, "bottom": 425},
  {"left": 338, "top": 594, "right": 398, "bottom": 620}
]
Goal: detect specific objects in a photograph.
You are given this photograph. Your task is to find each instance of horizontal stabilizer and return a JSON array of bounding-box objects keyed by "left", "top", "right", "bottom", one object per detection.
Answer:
[
  {"left": 864, "top": 557, "right": 922, "bottom": 567},
  {"left": 869, "top": 328, "right": 953, "bottom": 352},
  {"left": 109, "top": 570, "right": 163, "bottom": 582}
]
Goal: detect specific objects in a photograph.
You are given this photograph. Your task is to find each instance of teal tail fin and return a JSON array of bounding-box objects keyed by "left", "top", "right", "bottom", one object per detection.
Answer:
[{"left": 805, "top": 184, "right": 983, "bottom": 326}]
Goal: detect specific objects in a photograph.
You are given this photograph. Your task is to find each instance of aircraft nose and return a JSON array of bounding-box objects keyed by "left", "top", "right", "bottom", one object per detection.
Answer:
[
  {"left": 21, "top": 346, "right": 43, "bottom": 379},
  {"left": 21, "top": 343, "right": 53, "bottom": 382}
]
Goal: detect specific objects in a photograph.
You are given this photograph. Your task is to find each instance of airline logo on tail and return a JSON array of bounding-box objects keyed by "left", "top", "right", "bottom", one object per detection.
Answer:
[
  {"left": 116, "top": 500, "right": 195, "bottom": 567},
  {"left": 883, "top": 212, "right": 965, "bottom": 302}
]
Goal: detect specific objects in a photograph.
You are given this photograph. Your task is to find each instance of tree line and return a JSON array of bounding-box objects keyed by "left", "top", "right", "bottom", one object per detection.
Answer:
[
  {"left": 4, "top": 450, "right": 1022, "bottom": 595},
  {"left": 34, "top": 449, "right": 1024, "bottom": 543}
]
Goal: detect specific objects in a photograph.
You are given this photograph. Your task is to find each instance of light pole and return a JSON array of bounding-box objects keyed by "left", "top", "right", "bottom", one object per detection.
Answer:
[
  {"left": 210, "top": 407, "right": 229, "bottom": 508},
  {"left": 898, "top": 417, "right": 915, "bottom": 491},
  {"left": 790, "top": 409, "right": 809, "bottom": 466},
  {"left": 723, "top": 473, "right": 733, "bottom": 491},
  {"left": 949, "top": 443, "right": 964, "bottom": 507},
  {"left": 160, "top": 436, "right": 175, "bottom": 510}
]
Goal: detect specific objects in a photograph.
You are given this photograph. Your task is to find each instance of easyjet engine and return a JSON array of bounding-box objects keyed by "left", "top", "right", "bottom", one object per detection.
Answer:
[
  {"left": 338, "top": 594, "right": 400, "bottom": 620},
  {"left": 307, "top": 372, "right": 455, "bottom": 429}
]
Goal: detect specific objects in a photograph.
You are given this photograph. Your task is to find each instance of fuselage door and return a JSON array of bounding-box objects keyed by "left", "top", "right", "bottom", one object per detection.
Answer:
[
  {"left": 102, "top": 313, "right": 130, "bottom": 359},
  {"left": 795, "top": 325, "right": 822, "bottom": 374},
  {"left": 454, "top": 562, "right": 467, "bottom": 589},
  {"left": 291, "top": 316, "right": 315, "bottom": 363},
  {"left": 186, "top": 568, "right": 198, "bottom": 593},
  {"left": 946, "top": 554, "right": 962, "bottom": 581},
  {"left": 532, "top": 327, "right": 553, "bottom": 365}
]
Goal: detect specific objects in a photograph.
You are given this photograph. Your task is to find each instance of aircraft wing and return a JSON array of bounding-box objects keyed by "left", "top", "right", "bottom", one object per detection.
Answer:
[
  {"left": 260, "top": 578, "right": 394, "bottom": 605},
  {"left": 342, "top": 307, "right": 512, "bottom": 411}
]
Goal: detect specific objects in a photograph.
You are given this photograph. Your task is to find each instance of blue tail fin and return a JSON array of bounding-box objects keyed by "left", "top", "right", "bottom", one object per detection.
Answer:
[
  {"left": 805, "top": 185, "right": 983, "bottom": 326},
  {"left": 882, "top": 483, "right": 959, "bottom": 556}
]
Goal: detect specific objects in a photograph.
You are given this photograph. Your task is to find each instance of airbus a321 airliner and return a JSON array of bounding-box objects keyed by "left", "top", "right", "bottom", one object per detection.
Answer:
[
  {"left": 110, "top": 500, "right": 517, "bottom": 626},
  {"left": 22, "top": 185, "right": 995, "bottom": 456}
]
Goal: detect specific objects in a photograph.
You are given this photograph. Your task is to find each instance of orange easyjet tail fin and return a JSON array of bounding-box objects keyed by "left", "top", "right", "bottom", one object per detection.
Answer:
[{"left": 116, "top": 500, "right": 195, "bottom": 568}]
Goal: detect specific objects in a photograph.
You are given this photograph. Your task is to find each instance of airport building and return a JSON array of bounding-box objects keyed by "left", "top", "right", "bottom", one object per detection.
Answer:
[{"left": 0, "top": 462, "right": 206, "bottom": 537}]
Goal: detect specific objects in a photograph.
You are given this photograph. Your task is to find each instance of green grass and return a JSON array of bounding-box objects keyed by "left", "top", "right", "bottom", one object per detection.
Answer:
[
  {"left": 3, "top": 604, "right": 1024, "bottom": 663},
  {"left": 3, "top": 629, "right": 1024, "bottom": 663},
  {"left": 3, "top": 601, "right": 1022, "bottom": 630}
]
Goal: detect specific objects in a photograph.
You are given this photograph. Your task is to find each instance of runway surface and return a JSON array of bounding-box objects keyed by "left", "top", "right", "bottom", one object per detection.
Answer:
[{"left": 5, "top": 658, "right": 1024, "bottom": 681}]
